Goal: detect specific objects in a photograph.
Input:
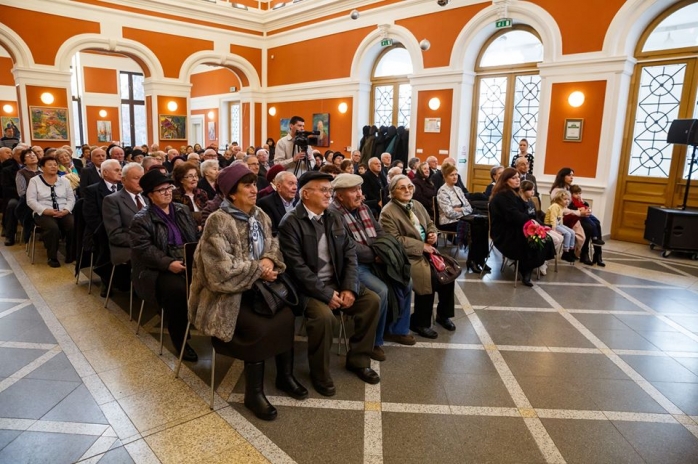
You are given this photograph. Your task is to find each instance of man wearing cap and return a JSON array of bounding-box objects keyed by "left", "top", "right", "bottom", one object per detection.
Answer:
[
  {"left": 256, "top": 171, "right": 297, "bottom": 237},
  {"left": 279, "top": 171, "right": 381, "bottom": 396},
  {"left": 330, "top": 174, "right": 415, "bottom": 357}
]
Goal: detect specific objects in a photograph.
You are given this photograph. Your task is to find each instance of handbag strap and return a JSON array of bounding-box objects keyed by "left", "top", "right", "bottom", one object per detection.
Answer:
[{"left": 261, "top": 274, "right": 299, "bottom": 307}]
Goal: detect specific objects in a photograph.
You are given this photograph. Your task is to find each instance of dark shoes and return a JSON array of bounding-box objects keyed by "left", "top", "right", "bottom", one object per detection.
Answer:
[
  {"left": 275, "top": 351, "right": 308, "bottom": 400},
  {"left": 466, "top": 261, "right": 483, "bottom": 274},
  {"left": 384, "top": 333, "right": 416, "bottom": 345},
  {"left": 520, "top": 270, "right": 534, "bottom": 287},
  {"left": 311, "top": 377, "right": 336, "bottom": 397},
  {"left": 410, "top": 325, "right": 438, "bottom": 339},
  {"left": 592, "top": 238, "right": 605, "bottom": 245},
  {"left": 346, "top": 365, "right": 380, "bottom": 384},
  {"left": 370, "top": 346, "right": 386, "bottom": 362},
  {"left": 435, "top": 316, "right": 456, "bottom": 331},
  {"left": 4, "top": 239, "right": 14, "bottom": 246},
  {"left": 47, "top": 259, "right": 60, "bottom": 268},
  {"left": 561, "top": 250, "right": 576, "bottom": 263},
  {"left": 244, "top": 361, "right": 277, "bottom": 421},
  {"left": 181, "top": 344, "right": 198, "bottom": 362}
]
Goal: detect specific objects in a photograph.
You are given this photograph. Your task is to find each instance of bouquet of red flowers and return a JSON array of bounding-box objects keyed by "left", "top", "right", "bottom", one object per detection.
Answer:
[{"left": 523, "top": 219, "right": 551, "bottom": 249}]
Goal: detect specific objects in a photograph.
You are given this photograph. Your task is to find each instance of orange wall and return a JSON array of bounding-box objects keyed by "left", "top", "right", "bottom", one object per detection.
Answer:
[
  {"left": 268, "top": 27, "right": 374, "bottom": 86},
  {"left": 415, "top": 89, "right": 453, "bottom": 163},
  {"left": 83, "top": 67, "right": 118, "bottom": 94},
  {"left": 230, "top": 44, "right": 263, "bottom": 84},
  {"left": 0, "top": 6, "right": 100, "bottom": 66},
  {"left": 122, "top": 28, "right": 213, "bottom": 78},
  {"left": 0, "top": 57, "right": 14, "bottom": 86},
  {"left": 25, "top": 85, "right": 71, "bottom": 148},
  {"left": 191, "top": 69, "right": 241, "bottom": 98},
  {"left": 242, "top": 103, "right": 251, "bottom": 149},
  {"left": 397, "top": 4, "right": 488, "bottom": 69},
  {"left": 266, "top": 98, "right": 354, "bottom": 153},
  {"left": 544, "top": 80, "right": 607, "bottom": 178},
  {"left": 85, "top": 105, "right": 120, "bottom": 144},
  {"left": 156, "top": 96, "right": 188, "bottom": 141},
  {"left": 191, "top": 108, "right": 218, "bottom": 147},
  {"left": 0, "top": 101, "right": 18, "bottom": 118},
  {"left": 525, "top": 0, "right": 626, "bottom": 55}
]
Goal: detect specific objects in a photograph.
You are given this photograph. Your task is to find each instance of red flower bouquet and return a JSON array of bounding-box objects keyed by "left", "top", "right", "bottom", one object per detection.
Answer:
[{"left": 523, "top": 219, "right": 551, "bottom": 249}]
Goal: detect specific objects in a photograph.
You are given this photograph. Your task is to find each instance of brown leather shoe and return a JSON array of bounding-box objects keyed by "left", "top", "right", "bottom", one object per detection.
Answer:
[
  {"left": 384, "top": 333, "right": 417, "bottom": 346},
  {"left": 370, "top": 346, "right": 386, "bottom": 362}
]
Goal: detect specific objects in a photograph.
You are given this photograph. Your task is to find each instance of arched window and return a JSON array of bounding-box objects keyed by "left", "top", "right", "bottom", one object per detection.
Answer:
[
  {"left": 468, "top": 27, "right": 543, "bottom": 192},
  {"left": 613, "top": 1, "right": 698, "bottom": 242},
  {"left": 370, "top": 46, "right": 413, "bottom": 127}
]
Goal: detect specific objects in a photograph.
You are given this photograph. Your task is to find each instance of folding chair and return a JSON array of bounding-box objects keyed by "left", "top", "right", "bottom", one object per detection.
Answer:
[{"left": 431, "top": 197, "right": 458, "bottom": 256}]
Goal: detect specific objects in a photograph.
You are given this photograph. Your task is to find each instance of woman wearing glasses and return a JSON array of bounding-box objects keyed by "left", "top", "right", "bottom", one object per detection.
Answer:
[
  {"left": 130, "top": 170, "right": 199, "bottom": 361},
  {"left": 379, "top": 175, "right": 456, "bottom": 340},
  {"left": 25, "top": 156, "right": 76, "bottom": 267},
  {"left": 172, "top": 162, "right": 208, "bottom": 225}
]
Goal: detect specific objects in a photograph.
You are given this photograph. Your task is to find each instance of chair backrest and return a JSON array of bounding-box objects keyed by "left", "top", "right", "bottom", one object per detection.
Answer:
[
  {"left": 531, "top": 196, "right": 541, "bottom": 212},
  {"left": 432, "top": 197, "right": 440, "bottom": 226},
  {"left": 183, "top": 241, "right": 197, "bottom": 300}
]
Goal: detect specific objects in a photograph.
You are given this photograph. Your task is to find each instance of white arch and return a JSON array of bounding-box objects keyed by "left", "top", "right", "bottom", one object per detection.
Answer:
[
  {"left": 54, "top": 34, "right": 164, "bottom": 80},
  {"left": 604, "top": 0, "right": 682, "bottom": 57},
  {"left": 450, "top": 1, "right": 562, "bottom": 72},
  {"left": 0, "top": 23, "right": 33, "bottom": 68},
  {"left": 349, "top": 24, "right": 423, "bottom": 82},
  {"left": 178, "top": 51, "right": 261, "bottom": 90}
]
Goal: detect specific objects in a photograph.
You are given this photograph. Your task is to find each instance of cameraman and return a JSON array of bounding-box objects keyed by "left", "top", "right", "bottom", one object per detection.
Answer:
[{"left": 274, "top": 115, "right": 315, "bottom": 176}]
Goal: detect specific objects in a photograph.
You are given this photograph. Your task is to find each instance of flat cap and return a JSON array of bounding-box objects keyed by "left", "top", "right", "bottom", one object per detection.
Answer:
[
  {"left": 331, "top": 173, "right": 363, "bottom": 189},
  {"left": 298, "top": 171, "right": 334, "bottom": 189}
]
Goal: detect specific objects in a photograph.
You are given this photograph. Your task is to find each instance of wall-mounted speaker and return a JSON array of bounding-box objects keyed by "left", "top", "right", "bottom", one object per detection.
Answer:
[{"left": 667, "top": 119, "right": 698, "bottom": 145}]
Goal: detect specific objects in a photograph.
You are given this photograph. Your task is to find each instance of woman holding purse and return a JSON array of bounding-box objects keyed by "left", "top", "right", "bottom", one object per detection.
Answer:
[{"left": 379, "top": 175, "right": 456, "bottom": 340}]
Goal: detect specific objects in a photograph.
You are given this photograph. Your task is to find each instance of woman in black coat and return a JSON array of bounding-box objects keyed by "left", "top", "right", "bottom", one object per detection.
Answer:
[
  {"left": 489, "top": 168, "right": 549, "bottom": 286},
  {"left": 412, "top": 162, "right": 437, "bottom": 219},
  {"left": 130, "top": 170, "right": 199, "bottom": 360}
]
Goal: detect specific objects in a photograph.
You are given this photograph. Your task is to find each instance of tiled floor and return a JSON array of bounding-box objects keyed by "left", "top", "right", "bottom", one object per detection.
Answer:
[{"left": 1, "top": 239, "right": 698, "bottom": 463}]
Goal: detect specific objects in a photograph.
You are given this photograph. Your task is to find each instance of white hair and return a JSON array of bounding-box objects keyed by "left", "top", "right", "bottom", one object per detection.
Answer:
[
  {"left": 122, "top": 162, "right": 143, "bottom": 178},
  {"left": 101, "top": 159, "right": 120, "bottom": 172},
  {"left": 200, "top": 159, "right": 219, "bottom": 176}
]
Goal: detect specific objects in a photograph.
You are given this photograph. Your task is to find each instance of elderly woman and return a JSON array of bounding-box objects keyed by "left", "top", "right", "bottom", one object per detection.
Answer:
[
  {"left": 26, "top": 156, "right": 75, "bottom": 267},
  {"left": 5, "top": 148, "right": 40, "bottom": 246},
  {"left": 437, "top": 163, "right": 489, "bottom": 274},
  {"left": 198, "top": 159, "right": 220, "bottom": 200},
  {"left": 490, "top": 168, "right": 551, "bottom": 286},
  {"left": 56, "top": 147, "right": 80, "bottom": 177},
  {"left": 130, "top": 170, "right": 199, "bottom": 360},
  {"left": 380, "top": 175, "right": 456, "bottom": 339},
  {"left": 412, "top": 162, "right": 437, "bottom": 218},
  {"left": 172, "top": 162, "right": 209, "bottom": 223},
  {"left": 407, "top": 157, "right": 420, "bottom": 180},
  {"left": 189, "top": 164, "right": 306, "bottom": 421},
  {"left": 484, "top": 165, "right": 504, "bottom": 199}
]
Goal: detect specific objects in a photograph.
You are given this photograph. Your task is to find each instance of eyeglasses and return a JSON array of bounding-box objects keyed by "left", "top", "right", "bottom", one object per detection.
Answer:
[
  {"left": 247, "top": 162, "right": 260, "bottom": 167},
  {"left": 183, "top": 174, "right": 199, "bottom": 180},
  {"left": 394, "top": 185, "right": 415, "bottom": 192},
  {"left": 307, "top": 187, "right": 333, "bottom": 195},
  {"left": 153, "top": 185, "right": 175, "bottom": 194}
]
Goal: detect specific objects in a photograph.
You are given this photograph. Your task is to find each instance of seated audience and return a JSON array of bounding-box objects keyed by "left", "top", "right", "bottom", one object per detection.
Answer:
[
  {"left": 278, "top": 171, "right": 381, "bottom": 396},
  {"left": 483, "top": 165, "right": 504, "bottom": 199},
  {"left": 545, "top": 189, "right": 576, "bottom": 263},
  {"left": 380, "top": 175, "right": 456, "bottom": 339},
  {"left": 256, "top": 171, "right": 297, "bottom": 237},
  {"left": 361, "top": 157, "right": 387, "bottom": 216},
  {"left": 26, "top": 156, "right": 76, "bottom": 267},
  {"left": 189, "top": 164, "right": 307, "bottom": 421},
  {"left": 319, "top": 164, "right": 340, "bottom": 177},
  {"left": 412, "top": 162, "right": 437, "bottom": 218},
  {"left": 244, "top": 154, "right": 270, "bottom": 191},
  {"left": 520, "top": 180, "right": 555, "bottom": 276},
  {"left": 514, "top": 157, "right": 538, "bottom": 197},
  {"left": 407, "top": 157, "right": 421, "bottom": 179},
  {"left": 198, "top": 159, "right": 220, "bottom": 200},
  {"left": 550, "top": 167, "right": 591, "bottom": 261},
  {"left": 257, "top": 164, "right": 285, "bottom": 200},
  {"left": 340, "top": 159, "right": 354, "bottom": 174},
  {"left": 7, "top": 148, "right": 40, "bottom": 245},
  {"left": 79, "top": 148, "right": 107, "bottom": 196},
  {"left": 570, "top": 185, "right": 604, "bottom": 266},
  {"left": 172, "top": 162, "right": 208, "bottom": 224}
]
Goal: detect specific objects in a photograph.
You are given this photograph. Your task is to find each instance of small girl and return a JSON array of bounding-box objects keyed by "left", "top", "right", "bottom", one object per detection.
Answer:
[
  {"left": 545, "top": 190, "right": 576, "bottom": 262},
  {"left": 569, "top": 185, "right": 604, "bottom": 245}
]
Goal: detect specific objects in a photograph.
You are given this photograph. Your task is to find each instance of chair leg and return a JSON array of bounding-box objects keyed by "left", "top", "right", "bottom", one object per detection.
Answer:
[
  {"left": 135, "top": 300, "right": 145, "bottom": 335},
  {"left": 30, "top": 226, "right": 37, "bottom": 264},
  {"left": 87, "top": 253, "right": 94, "bottom": 295},
  {"left": 514, "top": 260, "right": 519, "bottom": 288},
  {"left": 337, "top": 312, "right": 349, "bottom": 356},
  {"left": 129, "top": 282, "right": 133, "bottom": 321},
  {"left": 554, "top": 254, "right": 559, "bottom": 273},
  {"left": 103, "top": 265, "right": 116, "bottom": 308},
  {"left": 174, "top": 320, "right": 191, "bottom": 379},
  {"left": 210, "top": 346, "right": 216, "bottom": 410},
  {"left": 75, "top": 249, "right": 83, "bottom": 285},
  {"left": 159, "top": 308, "right": 164, "bottom": 355}
]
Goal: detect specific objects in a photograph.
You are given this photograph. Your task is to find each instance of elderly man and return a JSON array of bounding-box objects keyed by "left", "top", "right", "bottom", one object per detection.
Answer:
[
  {"left": 380, "top": 152, "right": 391, "bottom": 175},
  {"left": 279, "top": 171, "right": 381, "bottom": 396},
  {"left": 244, "top": 154, "right": 270, "bottom": 191},
  {"left": 79, "top": 147, "right": 107, "bottom": 196},
  {"left": 426, "top": 156, "right": 438, "bottom": 176},
  {"left": 150, "top": 143, "right": 160, "bottom": 154},
  {"left": 187, "top": 152, "right": 201, "bottom": 166},
  {"left": 330, "top": 174, "right": 415, "bottom": 356},
  {"left": 0, "top": 146, "right": 11, "bottom": 163},
  {"left": 361, "top": 157, "right": 387, "bottom": 215},
  {"left": 31, "top": 146, "right": 44, "bottom": 159},
  {"left": 102, "top": 162, "right": 146, "bottom": 293},
  {"left": 109, "top": 146, "right": 125, "bottom": 166},
  {"left": 83, "top": 159, "right": 123, "bottom": 296},
  {"left": 202, "top": 148, "right": 218, "bottom": 162},
  {"left": 351, "top": 150, "right": 361, "bottom": 173},
  {"left": 164, "top": 148, "right": 179, "bottom": 172},
  {"left": 256, "top": 148, "right": 271, "bottom": 177},
  {"left": 256, "top": 171, "right": 297, "bottom": 236},
  {"left": 515, "top": 157, "right": 538, "bottom": 197}
]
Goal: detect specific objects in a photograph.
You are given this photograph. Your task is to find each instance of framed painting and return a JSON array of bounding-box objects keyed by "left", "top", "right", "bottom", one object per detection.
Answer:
[
  {"left": 1, "top": 117, "right": 20, "bottom": 138},
  {"left": 159, "top": 115, "right": 187, "bottom": 140},
  {"left": 280, "top": 118, "right": 290, "bottom": 139},
  {"left": 97, "top": 120, "right": 112, "bottom": 142},
  {"left": 312, "top": 113, "right": 330, "bottom": 147},
  {"left": 207, "top": 121, "right": 216, "bottom": 141},
  {"left": 30, "top": 107, "right": 69, "bottom": 141}
]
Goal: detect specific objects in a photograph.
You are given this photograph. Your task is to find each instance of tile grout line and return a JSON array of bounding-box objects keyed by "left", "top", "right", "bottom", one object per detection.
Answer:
[
  {"left": 454, "top": 284, "right": 566, "bottom": 464},
  {"left": 363, "top": 359, "right": 383, "bottom": 464},
  {"left": 0, "top": 300, "right": 33, "bottom": 319},
  {"left": 0, "top": 346, "right": 61, "bottom": 395}
]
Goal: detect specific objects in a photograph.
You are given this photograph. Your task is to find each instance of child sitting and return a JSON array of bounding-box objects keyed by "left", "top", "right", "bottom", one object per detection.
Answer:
[
  {"left": 545, "top": 190, "right": 576, "bottom": 263},
  {"left": 569, "top": 185, "right": 605, "bottom": 245}
]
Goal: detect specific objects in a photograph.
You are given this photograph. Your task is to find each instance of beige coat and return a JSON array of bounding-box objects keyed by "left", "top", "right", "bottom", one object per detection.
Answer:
[
  {"left": 188, "top": 207, "right": 285, "bottom": 342},
  {"left": 380, "top": 200, "right": 437, "bottom": 295}
]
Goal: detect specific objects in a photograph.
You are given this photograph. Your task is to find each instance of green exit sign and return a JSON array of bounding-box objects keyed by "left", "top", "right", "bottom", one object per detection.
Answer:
[
  {"left": 495, "top": 18, "right": 512, "bottom": 29},
  {"left": 380, "top": 38, "right": 393, "bottom": 47}
]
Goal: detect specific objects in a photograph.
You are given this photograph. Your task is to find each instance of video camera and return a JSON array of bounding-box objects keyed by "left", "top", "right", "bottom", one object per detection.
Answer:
[{"left": 293, "top": 130, "right": 320, "bottom": 152}]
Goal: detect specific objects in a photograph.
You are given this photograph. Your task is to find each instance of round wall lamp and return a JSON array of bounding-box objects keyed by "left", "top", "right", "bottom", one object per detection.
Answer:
[
  {"left": 207, "top": 111, "right": 215, "bottom": 120},
  {"left": 428, "top": 97, "right": 441, "bottom": 110},
  {"left": 40, "top": 92, "right": 54, "bottom": 104},
  {"left": 167, "top": 101, "right": 178, "bottom": 112},
  {"left": 338, "top": 102, "right": 348, "bottom": 114},
  {"left": 268, "top": 106, "right": 277, "bottom": 116},
  {"left": 98, "top": 109, "right": 108, "bottom": 118},
  {"left": 568, "top": 91, "right": 585, "bottom": 108},
  {"left": 2, "top": 104, "right": 13, "bottom": 114}
]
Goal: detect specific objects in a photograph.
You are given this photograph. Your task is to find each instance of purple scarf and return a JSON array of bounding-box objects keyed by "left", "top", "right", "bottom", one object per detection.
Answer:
[{"left": 152, "top": 204, "right": 184, "bottom": 246}]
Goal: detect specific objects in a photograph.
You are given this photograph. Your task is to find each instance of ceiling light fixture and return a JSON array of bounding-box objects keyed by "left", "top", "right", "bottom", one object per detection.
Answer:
[{"left": 428, "top": 97, "right": 440, "bottom": 110}]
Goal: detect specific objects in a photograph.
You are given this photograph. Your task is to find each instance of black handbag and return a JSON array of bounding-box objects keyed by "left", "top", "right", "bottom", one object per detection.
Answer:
[
  {"left": 425, "top": 251, "right": 462, "bottom": 285},
  {"left": 252, "top": 273, "right": 299, "bottom": 317}
]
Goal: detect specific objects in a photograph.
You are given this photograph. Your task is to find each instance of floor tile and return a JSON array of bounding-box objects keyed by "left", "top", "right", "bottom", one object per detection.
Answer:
[
  {"left": 576, "top": 377, "right": 668, "bottom": 413},
  {"left": 0, "top": 347, "right": 47, "bottom": 377},
  {"left": 674, "top": 356, "right": 698, "bottom": 377},
  {"left": 666, "top": 314, "right": 698, "bottom": 333},
  {"left": 235, "top": 404, "right": 364, "bottom": 464},
  {"left": 621, "top": 288, "right": 698, "bottom": 315},
  {"left": 0, "top": 378, "right": 80, "bottom": 419},
  {"left": 0, "top": 429, "right": 21, "bottom": 451},
  {"left": 98, "top": 356, "right": 177, "bottom": 401},
  {"left": 0, "top": 431, "right": 98, "bottom": 464},
  {"left": 96, "top": 445, "right": 135, "bottom": 464},
  {"left": 541, "top": 418, "right": 645, "bottom": 464},
  {"left": 590, "top": 329, "right": 662, "bottom": 350},
  {"left": 514, "top": 375, "right": 599, "bottom": 410},
  {"left": 382, "top": 412, "right": 466, "bottom": 464},
  {"left": 442, "top": 373, "right": 517, "bottom": 408},
  {"left": 25, "top": 352, "right": 82, "bottom": 383},
  {"left": 673, "top": 263, "right": 698, "bottom": 278},
  {"left": 613, "top": 421, "right": 698, "bottom": 464},
  {"left": 621, "top": 355, "right": 698, "bottom": 383},
  {"left": 568, "top": 313, "right": 631, "bottom": 330},
  {"left": 634, "top": 331, "right": 698, "bottom": 352},
  {"left": 462, "top": 282, "right": 553, "bottom": 308},
  {"left": 502, "top": 351, "right": 630, "bottom": 380},
  {"left": 41, "top": 384, "right": 109, "bottom": 424},
  {"left": 649, "top": 381, "right": 698, "bottom": 415},
  {"left": 589, "top": 268, "right": 678, "bottom": 287},
  {"left": 614, "top": 314, "right": 680, "bottom": 332},
  {"left": 0, "top": 274, "right": 30, "bottom": 299},
  {"left": 426, "top": 313, "right": 482, "bottom": 345},
  {"left": 552, "top": 286, "right": 644, "bottom": 311}
]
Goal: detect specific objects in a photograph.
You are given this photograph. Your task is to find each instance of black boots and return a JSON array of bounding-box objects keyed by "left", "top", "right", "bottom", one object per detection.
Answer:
[
  {"left": 520, "top": 270, "right": 533, "bottom": 287},
  {"left": 244, "top": 361, "right": 277, "bottom": 421},
  {"left": 592, "top": 245, "right": 605, "bottom": 267},
  {"left": 275, "top": 350, "right": 308, "bottom": 400},
  {"left": 561, "top": 250, "right": 577, "bottom": 263}
]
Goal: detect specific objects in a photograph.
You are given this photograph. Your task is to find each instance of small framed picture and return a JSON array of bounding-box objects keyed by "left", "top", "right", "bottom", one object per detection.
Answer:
[{"left": 564, "top": 118, "right": 583, "bottom": 142}]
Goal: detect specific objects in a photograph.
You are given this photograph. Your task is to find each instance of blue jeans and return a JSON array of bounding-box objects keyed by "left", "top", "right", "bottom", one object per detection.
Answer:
[{"left": 357, "top": 264, "right": 412, "bottom": 346}]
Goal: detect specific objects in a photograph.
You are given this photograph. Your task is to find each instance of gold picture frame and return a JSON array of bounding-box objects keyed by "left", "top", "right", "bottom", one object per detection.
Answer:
[{"left": 564, "top": 118, "right": 584, "bottom": 142}]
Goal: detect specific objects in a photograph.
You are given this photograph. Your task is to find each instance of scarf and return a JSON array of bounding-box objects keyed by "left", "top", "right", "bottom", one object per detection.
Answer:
[
  {"left": 152, "top": 204, "right": 184, "bottom": 246},
  {"left": 395, "top": 200, "right": 425, "bottom": 241},
  {"left": 332, "top": 198, "right": 376, "bottom": 245},
  {"left": 220, "top": 199, "right": 265, "bottom": 260}
]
